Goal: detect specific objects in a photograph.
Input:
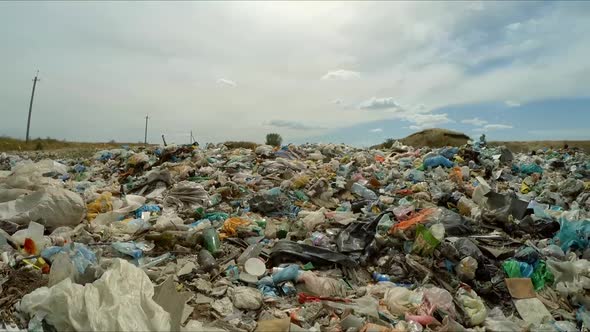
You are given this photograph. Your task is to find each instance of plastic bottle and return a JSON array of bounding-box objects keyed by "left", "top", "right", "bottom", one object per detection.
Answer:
[
  {"left": 112, "top": 242, "right": 143, "bottom": 259},
  {"left": 139, "top": 252, "right": 172, "bottom": 269},
  {"left": 372, "top": 272, "right": 392, "bottom": 282},
  {"left": 351, "top": 183, "right": 378, "bottom": 200},
  {"left": 198, "top": 249, "right": 217, "bottom": 272},
  {"left": 203, "top": 227, "right": 221, "bottom": 254}
]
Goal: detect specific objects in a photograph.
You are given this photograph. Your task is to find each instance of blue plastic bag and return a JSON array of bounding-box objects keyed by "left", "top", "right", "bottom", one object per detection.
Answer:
[
  {"left": 272, "top": 264, "right": 300, "bottom": 284},
  {"left": 440, "top": 147, "right": 459, "bottom": 159},
  {"left": 424, "top": 155, "right": 454, "bottom": 168},
  {"left": 41, "top": 243, "right": 97, "bottom": 274},
  {"left": 518, "top": 163, "right": 543, "bottom": 175},
  {"left": 555, "top": 217, "right": 590, "bottom": 251},
  {"left": 135, "top": 204, "right": 161, "bottom": 218}
]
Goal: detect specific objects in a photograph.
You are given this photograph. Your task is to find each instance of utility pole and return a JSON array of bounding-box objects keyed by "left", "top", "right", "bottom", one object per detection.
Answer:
[
  {"left": 144, "top": 115, "right": 149, "bottom": 145},
  {"left": 25, "top": 70, "right": 40, "bottom": 143}
]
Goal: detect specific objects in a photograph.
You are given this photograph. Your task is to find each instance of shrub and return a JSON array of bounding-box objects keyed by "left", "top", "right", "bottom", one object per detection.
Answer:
[{"left": 266, "top": 133, "right": 282, "bottom": 147}]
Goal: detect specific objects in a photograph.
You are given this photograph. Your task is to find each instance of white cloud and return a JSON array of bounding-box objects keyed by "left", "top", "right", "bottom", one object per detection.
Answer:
[
  {"left": 461, "top": 118, "right": 488, "bottom": 126},
  {"left": 268, "top": 120, "right": 322, "bottom": 130},
  {"left": 474, "top": 123, "right": 514, "bottom": 132},
  {"left": 216, "top": 78, "right": 237, "bottom": 87},
  {"left": 359, "top": 97, "right": 402, "bottom": 110},
  {"left": 402, "top": 113, "right": 452, "bottom": 129},
  {"left": 320, "top": 69, "right": 361, "bottom": 81},
  {"left": 505, "top": 100, "right": 521, "bottom": 107},
  {"left": 505, "top": 22, "right": 522, "bottom": 31},
  {"left": 331, "top": 99, "right": 343, "bottom": 105},
  {"left": 369, "top": 128, "right": 383, "bottom": 133}
]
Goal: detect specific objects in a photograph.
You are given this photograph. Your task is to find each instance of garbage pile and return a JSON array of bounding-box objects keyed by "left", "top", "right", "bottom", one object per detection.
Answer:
[{"left": 0, "top": 141, "right": 589, "bottom": 331}]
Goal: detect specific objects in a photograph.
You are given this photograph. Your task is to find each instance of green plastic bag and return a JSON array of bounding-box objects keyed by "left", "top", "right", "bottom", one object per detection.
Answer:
[
  {"left": 412, "top": 224, "right": 440, "bottom": 256},
  {"left": 531, "top": 261, "right": 554, "bottom": 290}
]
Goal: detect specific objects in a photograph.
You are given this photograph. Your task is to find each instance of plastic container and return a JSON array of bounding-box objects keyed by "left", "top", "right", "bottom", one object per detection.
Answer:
[{"left": 244, "top": 258, "right": 266, "bottom": 277}]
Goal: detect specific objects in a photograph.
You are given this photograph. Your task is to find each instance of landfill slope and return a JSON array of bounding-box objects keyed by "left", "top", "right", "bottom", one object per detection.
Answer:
[{"left": 0, "top": 140, "right": 589, "bottom": 332}]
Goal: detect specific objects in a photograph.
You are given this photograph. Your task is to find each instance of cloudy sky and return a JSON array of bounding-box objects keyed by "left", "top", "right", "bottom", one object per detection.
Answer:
[{"left": 1, "top": 1, "right": 589, "bottom": 146}]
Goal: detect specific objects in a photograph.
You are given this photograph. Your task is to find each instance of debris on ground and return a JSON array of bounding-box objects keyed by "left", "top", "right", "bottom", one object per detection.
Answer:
[{"left": 0, "top": 140, "right": 589, "bottom": 331}]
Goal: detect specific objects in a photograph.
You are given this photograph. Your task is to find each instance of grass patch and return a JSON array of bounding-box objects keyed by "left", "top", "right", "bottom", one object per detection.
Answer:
[{"left": 0, "top": 136, "right": 145, "bottom": 153}]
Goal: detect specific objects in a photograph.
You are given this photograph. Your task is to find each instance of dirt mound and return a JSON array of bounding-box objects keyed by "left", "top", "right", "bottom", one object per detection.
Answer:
[{"left": 400, "top": 128, "right": 470, "bottom": 148}]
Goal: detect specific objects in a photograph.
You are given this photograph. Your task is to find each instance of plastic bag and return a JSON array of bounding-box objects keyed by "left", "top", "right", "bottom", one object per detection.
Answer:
[
  {"left": 5, "top": 159, "right": 67, "bottom": 190},
  {"left": 518, "top": 163, "right": 543, "bottom": 175},
  {"left": 220, "top": 217, "right": 251, "bottom": 237},
  {"left": 165, "top": 181, "right": 210, "bottom": 209},
  {"left": 19, "top": 259, "right": 171, "bottom": 331},
  {"left": 456, "top": 288, "right": 487, "bottom": 326},
  {"left": 86, "top": 192, "right": 114, "bottom": 221},
  {"left": 383, "top": 287, "right": 421, "bottom": 316},
  {"left": 302, "top": 208, "right": 326, "bottom": 231},
  {"left": 424, "top": 155, "right": 453, "bottom": 168},
  {"left": 502, "top": 260, "right": 533, "bottom": 278},
  {"left": 422, "top": 287, "right": 456, "bottom": 317},
  {"left": 412, "top": 224, "right": 440, "bottom": 256},
  {"left": 298, "top": 271, "right": 347, "bottom": 297},
  {"left": 456, "top": 256, "right": 478, "bottom": 280},
  {"left": 0, "top": 187, "right": 85, "bottom": 230},
  {"left": 41, "top": 242, "right": 97, "bottom": 275},
  {"left": 530, "top": 260, "right": 553, "bottom": 290},
  {"left": 391, "top": 208, "right": 436, "bottom": 232},
  {"left": 554, "top": 217, "right": 590, "bottom": 251}
]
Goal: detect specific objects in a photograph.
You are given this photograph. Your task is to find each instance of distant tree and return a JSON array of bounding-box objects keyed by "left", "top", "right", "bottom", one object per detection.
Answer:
[
  {"left": 266, "top": 133, "right": 282, "bottom": 147},
  {"left": 383, "top": 138, "right": 395, "bottom": 149}
]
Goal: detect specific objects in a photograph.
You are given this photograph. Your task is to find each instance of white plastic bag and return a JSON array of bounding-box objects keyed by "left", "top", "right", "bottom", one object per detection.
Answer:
[
  {"left": 19, "top": 259, "right": 171, "bottom": 331},
  {"left": 297, "top": 271, "right": 347, "bottom": 297},
  {"left": 302, "top": 208, "right": 326, "bottom": 231},
  {"left": 5, "top": 159, "right": 67, "bottom": 190},
  {"left": 456, "top": 288, "right": 487, "bottom": 326},
  {"left": 0, "top": 187, "right": 84, "bottom": 230},
  {"left": 383, "top": 287, "right": 422, "bottom": 315}
]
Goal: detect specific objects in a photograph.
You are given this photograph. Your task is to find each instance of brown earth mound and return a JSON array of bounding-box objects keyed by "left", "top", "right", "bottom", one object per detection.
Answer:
[{"left": 400, "top": 128, "right": 470, "bottom": 148}]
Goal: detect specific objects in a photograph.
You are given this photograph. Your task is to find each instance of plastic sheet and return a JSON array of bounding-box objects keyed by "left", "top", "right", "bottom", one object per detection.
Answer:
[{"left": 19, "top": 259, "right": 171, "bottom": 331}]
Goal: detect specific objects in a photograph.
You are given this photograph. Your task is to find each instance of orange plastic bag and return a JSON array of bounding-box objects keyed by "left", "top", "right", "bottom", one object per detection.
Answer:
[
  {"left": 449, "top": 167, "right": 463, "bottom": 186},
  {"left": 220, "top": 217, "right": 251, "bottom": 238},
  {"left": 390, "top": 208, "right": 436, "bottom": 232},
  {"left": 86, "top": 192, "right": 113, "bottom": 221}
]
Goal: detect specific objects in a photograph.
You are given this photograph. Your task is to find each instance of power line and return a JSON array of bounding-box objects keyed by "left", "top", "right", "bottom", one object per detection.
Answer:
[{"left": 25, "top": 70, "right": 40, "bottom": 143}]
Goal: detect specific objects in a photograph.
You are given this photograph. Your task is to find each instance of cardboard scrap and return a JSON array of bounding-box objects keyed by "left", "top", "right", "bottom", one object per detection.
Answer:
[{"left": 505, "top": 278, "right": 536, "bottom": 299}]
